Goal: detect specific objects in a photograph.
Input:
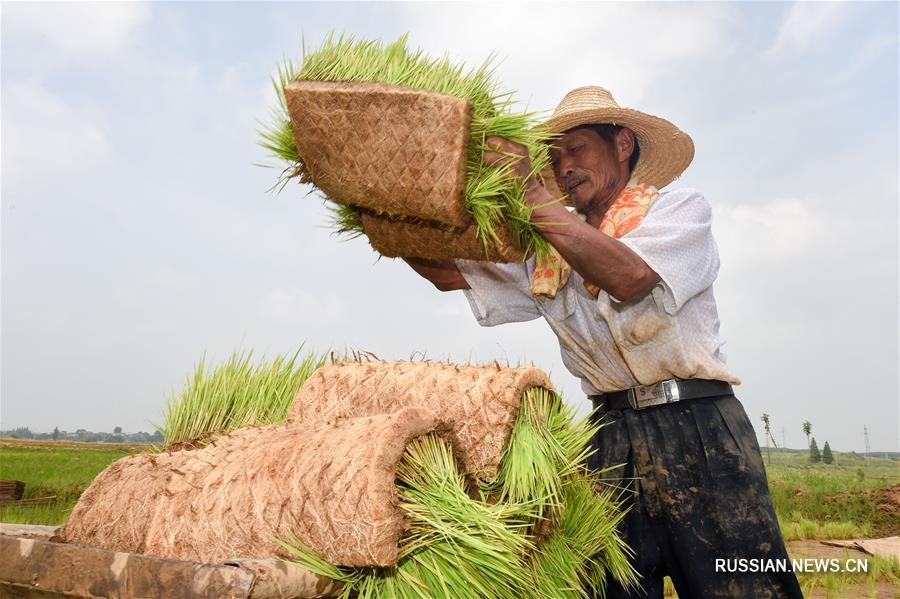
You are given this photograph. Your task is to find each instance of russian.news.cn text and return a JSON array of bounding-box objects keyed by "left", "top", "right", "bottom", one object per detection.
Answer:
[{"left": 715, "top": 558, "right": 869, "bottom": 574}]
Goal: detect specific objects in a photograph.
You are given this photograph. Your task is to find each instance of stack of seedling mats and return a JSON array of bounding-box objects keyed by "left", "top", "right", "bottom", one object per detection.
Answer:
[
  {"left": 62, "top": 354, "right": 637, "bottom": 598},
  {"left": 259, "top": 34, "right": 565, "bottom": 262}
]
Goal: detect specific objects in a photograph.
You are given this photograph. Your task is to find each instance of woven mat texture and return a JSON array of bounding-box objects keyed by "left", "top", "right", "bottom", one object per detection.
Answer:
[
  {"left": 289, "top": 361, "right": 554, "bottom": 480},
  {"left": 361, "top": 213, "right": 528, "bottom": 262},
  {"left": 286, "top": 80, "right": 471, "bottom": 228},
  {"left": 62, "top": 450, "right": 183, "bottom": 555},
  {"left": 63, "top": 407, "right": 440, "bottom": 567}
]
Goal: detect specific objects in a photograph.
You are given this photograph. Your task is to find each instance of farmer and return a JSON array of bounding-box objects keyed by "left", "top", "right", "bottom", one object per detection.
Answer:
[{"left": 405, "top": 87, "right": 803, "bottom": 598}]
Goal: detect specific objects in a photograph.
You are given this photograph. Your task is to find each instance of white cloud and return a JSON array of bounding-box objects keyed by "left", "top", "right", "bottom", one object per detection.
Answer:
[
  {"left": 435, "top": 300, "right": 466, "bottom": 317},
  {"left": 1, "top": 80, "right": 112, "bottom": 191},
  {"left": 713, "top": 197, "right": 829, "bottom": 266},
  {"left": 769, "top": 2, "right": 847, "bottom": 53},
  {"left": 5, "top": 2, "right": 150, "bottom": 59},
  {"left": 256, "top": 288, "right": 347, "bottom": 329},
  {"left": 401, "top": 2, "right": 736, "bottom": 105}
]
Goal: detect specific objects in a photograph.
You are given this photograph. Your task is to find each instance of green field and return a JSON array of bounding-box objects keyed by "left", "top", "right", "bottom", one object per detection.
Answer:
[
  {"left": 2, "top": 440, "right": 898, "bottom": 598},
  {"left": 765, "top": 449, "right": 900, "bottom": 541},
  {"left": 4, "top": 441, "right": 896, "bottom": 533},
  {"left": 0, "top": 440, "right": 146, "bottom": 525}
]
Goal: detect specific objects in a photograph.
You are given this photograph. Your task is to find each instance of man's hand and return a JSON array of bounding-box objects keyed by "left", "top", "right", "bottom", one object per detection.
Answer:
[
  {"left": 402, "top": 258, "right": 470, "bottom": 292},
  {"left": 482, "top": 138, "right": 659, "bottom": 302},
  {"left": 483, "top": 136, "right": 542, "bottom": 194}
]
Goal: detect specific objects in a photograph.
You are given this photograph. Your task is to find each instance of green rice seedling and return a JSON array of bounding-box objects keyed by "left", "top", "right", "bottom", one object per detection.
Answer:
[
  {"left": 525, "top": 473, "right": 639, "bottom": 598},
  {"left": 258, "top": 61, "right": 306, "bottom": 194},
  {"left": 795, "top": 553, "right": 900, "bottom": 599},
  {"left": 258, "top": 33, "right": 561, "bottom": 259},
  {"left": 328, "top": 202, "right": 366, "bottom": 240},
  {"left": 777, "top": 512, "right": 871, "bottom": 541},
  {"left": 483, "top": 387, "right": 598, "bottom": 507},
  {"left": 159, "top": 348, "right": 325, "bottom": 448},
  {"left": 278, "top": 434, "right": 538, "bottom": 599}
]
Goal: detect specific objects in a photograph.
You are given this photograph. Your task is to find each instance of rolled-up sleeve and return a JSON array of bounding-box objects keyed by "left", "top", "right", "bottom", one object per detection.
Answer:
[
  {"left": 616, "top": 189, "right": 720, "bottom": 315},
  {"left": 455, "top": 259, "right": 541, "bottom": 327}
]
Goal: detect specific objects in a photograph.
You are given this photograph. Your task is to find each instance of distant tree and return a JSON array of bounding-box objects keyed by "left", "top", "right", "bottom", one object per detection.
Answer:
[
  {"left": 11, "top": 427, "right": 33, "bottom": 439},
  {"left": 761, "top": 413, "right": 780, "bottom": 464},
  {"left": 150, "top": 430, "right": 164, "bottom": 444},
  {"left": 761, "top": 413, "right": 772, "bottom": 464},
  {"left": 113, "top": 426, "right": 123, "bottom": 434},
  {"left": 809, "top": 437, "right": 822, "bottom": 463},
  {"left": 802, "top": 421, "right": 812, "bottom": 448},
  {"left": 52, "top": 427, "right": 60, "bottom": 440},
  {"left": 822, "top": 441, "right": 834, "bottom": 464}
]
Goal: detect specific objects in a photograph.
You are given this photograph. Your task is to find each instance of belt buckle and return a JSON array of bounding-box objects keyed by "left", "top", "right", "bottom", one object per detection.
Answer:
[
  {"left": 628, "top": 380, "right": 680, "bottom": 410},
  {"left": 626, "top": 388, "right": 640, "bottom": 410},
  {"left": 662, "top": 379, "right": 680, "bottom": 402}
]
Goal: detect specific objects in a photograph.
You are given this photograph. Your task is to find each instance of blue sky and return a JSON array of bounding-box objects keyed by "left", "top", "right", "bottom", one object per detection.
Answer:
[{"left": 2, "top": 1, "right": 898, "bottom": 452}]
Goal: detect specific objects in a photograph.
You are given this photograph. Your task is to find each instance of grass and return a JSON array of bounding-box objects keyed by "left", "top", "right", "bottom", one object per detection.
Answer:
[
  {"left": 259, "top": 33, "right": 559, "bottom": 259},
  {"left": 696, "top": 547, "right": 900, "bottom": 599},
  {"left": 766, "top": 451, "right": 900, "bottom": 540},
  {"left": 0, "top": 441, "right": 146, "bottom": 525},
  {"left": 664, "top": 551, "right": 900, "bottom": 599},
  {"left": 5, "top": 441, "right": 898, "bottom": 597},
  {"left": 793, "top": 553, "right": 900, "bottom": 599},
  {"left": 0, "top": 348, "right": 325, "bottom": 524},
  {"left": 159, "top": 348, "right": 325, "bottom": 448},
  {"left": 3, "top": 352, "right": 637, "bottom": 597},
  {"left": 5, "top": 364, "right": 897, "bottom": 598}
]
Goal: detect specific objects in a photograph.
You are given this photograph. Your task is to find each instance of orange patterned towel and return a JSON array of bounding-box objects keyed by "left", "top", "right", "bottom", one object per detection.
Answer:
[{"left": 532, "top": 177, "right": 659, "bottom": 299}]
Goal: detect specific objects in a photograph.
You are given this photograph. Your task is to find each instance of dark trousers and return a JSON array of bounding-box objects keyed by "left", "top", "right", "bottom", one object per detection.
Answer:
[{"left": 587, "top": 394, "right": 803, "bottom": 599}]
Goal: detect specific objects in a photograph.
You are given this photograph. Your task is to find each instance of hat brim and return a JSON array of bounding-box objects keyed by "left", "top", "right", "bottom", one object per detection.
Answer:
[{"left": 544, "top": 107, "right": 694, "bottom": 190}]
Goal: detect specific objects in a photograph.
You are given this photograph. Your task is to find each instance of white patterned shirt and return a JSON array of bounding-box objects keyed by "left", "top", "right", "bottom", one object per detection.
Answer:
[{"left": 456, "top": 188, "right": 740, "bottom": 396}]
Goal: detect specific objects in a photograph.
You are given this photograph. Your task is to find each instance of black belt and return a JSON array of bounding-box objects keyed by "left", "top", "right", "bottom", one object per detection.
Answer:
[{"left": 590, "top": 379, "right": 734, "bottom": 412}]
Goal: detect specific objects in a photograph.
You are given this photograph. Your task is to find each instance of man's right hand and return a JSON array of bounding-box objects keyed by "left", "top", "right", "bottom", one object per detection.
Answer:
[{"left": 402, "top": 258, "right": 470, "bottom": 292}]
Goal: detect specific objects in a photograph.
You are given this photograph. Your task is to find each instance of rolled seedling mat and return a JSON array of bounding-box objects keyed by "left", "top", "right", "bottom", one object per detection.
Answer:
[
  {"left": 65, "top": 357, "right": 638, "bottom": 598},
  {"left": 59, "top": 449, "right": 185, "bottom": 555},
  {"left": 63, "top": 407, "right": 444, "bottom": 567},
  {"left": 283, "top": 360, "right": 638, "bottom": 598},
  {"left": 361, "top": 212, "right": 528, "bottom": 262},
  {"left": 261, "top": 34, "right": 560, "bottom": 262},
  {"left": 357, "top": 165, "right": 565, "bottom": 262},
  {"left": 283, "top": 433, "right": 537, "bottom": 599},
  {"left": 285, "top": 80, "right": 473, "bottom": 228},
  {"left": 289, "top": 360, "right": 554, "bottom": 481}
]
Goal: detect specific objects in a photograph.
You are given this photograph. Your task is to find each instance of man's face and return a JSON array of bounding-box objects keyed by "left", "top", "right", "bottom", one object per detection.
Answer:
[{"left": 549, "top": 127, "right": 622, "bottom": 215}]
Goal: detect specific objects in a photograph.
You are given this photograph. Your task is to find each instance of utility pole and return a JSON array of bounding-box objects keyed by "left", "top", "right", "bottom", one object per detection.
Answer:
[{"left": 863, "top": 425, "right": 871, "bottom": 459}]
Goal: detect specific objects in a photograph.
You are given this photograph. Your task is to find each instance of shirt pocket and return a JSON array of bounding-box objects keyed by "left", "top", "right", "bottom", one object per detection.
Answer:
[{"left": 596, "top": 285, "right": 685, "bottom": 383}]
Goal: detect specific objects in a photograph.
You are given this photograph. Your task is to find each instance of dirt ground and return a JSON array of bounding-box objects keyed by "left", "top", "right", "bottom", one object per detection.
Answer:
[
  {"left": 800, "top": 581, "right": 899, "bottom": 599},
  {"left": 788, "top": 539, "right": 870, "bottom": 560},
  {"left": 868, "top": 484, "right": 900, "bottom": 537},
  {"left": 787, "top": 540, "right": 899, "bottom": 599},
  {"left": 0, "top": 438, "right": 148, "bottom": 450}
]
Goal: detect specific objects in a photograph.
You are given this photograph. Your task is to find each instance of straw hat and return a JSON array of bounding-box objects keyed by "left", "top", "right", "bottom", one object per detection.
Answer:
[{"left": 544, "top": 86, "right": 694, "bottom": 190}]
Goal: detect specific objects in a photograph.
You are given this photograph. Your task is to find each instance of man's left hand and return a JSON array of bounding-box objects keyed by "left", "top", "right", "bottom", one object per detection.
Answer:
[{"left": 483, "top": 136, "right": 536, "bottom": 183}]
